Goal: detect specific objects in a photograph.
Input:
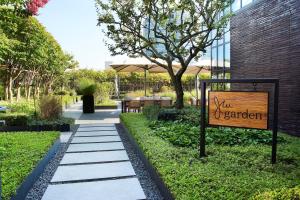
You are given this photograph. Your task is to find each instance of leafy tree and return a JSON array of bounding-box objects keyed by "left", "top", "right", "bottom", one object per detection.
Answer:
[
  {"left": 0, "top": 7, "right": 78, "bottom": 101},
  {"left": 0, "top": 0, "right": 49, "bottom": 15},
  {"left": 96, "top": 0, "right": 232, "bottom": 108}
]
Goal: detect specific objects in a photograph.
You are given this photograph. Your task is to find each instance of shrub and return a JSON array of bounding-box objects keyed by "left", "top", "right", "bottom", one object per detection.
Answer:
[
  {"left": 252, "top": 186, "right": 300, "bottom": 200},
  {"left": 39, "top": 96, "right": 62, "bottom": 120},
  {"left": 55, "top": 90, "right": 68, "bottom": 96},
  {"left": 0, "top": 113, "right": 30, "bottom": 126},
  {"left": 160, "top": 85, "right": 172, "bottom": 93},
  {"left": 28, "top": 116, "right": 75, "bottom": 126},
  {"left": 149, "top": 120, "right": 285, "bottom": 147},
  {"left": 142, "top": 105, "right": 161, "bottom": 120},
  {"left": 177, "top": 106, "right": 201, "bottom": 126},
  {"left": 77, "top": 78, "right": 97, "bottom": 95},
  {"left": 95, "top": 82, "right": 114, "bottom": 103},
  {"left": 157, "top": 109, "right": 179, "bottom": 121},
  {"left": 0, "top": 100, "right": 35, "bottom": 115}
]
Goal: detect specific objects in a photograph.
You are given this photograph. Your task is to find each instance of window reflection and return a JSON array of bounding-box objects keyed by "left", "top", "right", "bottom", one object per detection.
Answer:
[
  {"left": 225, "top": 43, "right": 230, "bottom": 68},
  {"left": 232, "top": 0, "right": 241, "bottom": 11},
  {"left": 242, "top": 0, "right": 252, "bottom": 7},
  {"left": 218, "top": 45, "right": 224, "bottom": 67}
]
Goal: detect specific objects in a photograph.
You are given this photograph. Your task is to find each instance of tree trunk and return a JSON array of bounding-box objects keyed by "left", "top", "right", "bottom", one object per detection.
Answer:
[
  {"left": 16, "top": 87, "right": 21, "bottom": 102},
  {"left": 5, "top": 85, "right": 9, "bottom": 101},
  {"left": 173, "top": 76, "right": 184, "bottom": 109},
  {"left": 27, "top": 86, "right": 31, "bottom": 100},
  {"left": 8, "top": 76, "right": 13, "bottom": 102}
]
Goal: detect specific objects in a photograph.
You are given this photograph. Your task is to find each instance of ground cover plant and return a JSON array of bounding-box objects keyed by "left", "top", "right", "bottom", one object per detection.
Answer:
[
  {"left": 0, "top": 131, "right": 59, "bottom": 200},
  {"left": 121, "top": 113, "right": 300, "bottom": 200}
]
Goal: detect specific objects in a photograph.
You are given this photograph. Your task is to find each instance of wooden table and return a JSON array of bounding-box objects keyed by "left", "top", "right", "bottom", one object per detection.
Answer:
[{"left": 121, "top": 99, "right": 172, "bottom": 113}]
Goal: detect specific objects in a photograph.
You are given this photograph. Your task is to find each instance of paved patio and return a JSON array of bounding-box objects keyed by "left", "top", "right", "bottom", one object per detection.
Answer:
[{"left": 42, "top": 103, "right": 146, "bottom": 200}]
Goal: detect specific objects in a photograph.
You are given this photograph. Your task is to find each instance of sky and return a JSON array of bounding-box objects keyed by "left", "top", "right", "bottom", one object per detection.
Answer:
[{"left": 37, "top": 0, "right": 126, "bottom": 70}]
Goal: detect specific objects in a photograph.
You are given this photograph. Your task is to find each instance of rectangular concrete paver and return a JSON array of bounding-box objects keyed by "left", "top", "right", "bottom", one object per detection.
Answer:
[
  {"left": 51, "top": 162, "right": 136, "bottom": 183},
  {"left": 60, "top": 132, "right": 72, "bottom": 143},
  {"left": 71, "top": 136, "right": 121, "bottom": 144},
  {"left": 42, "top": 178, "right": 146, "bottom": 200},
  {"left": 60, "top": 150, "right": 129, "bottom": 165},
  {"left": 77, "top": 127, "right": 116, "bottom": 132},
  {"left": 79, "top": 123, "right": 115, "bottom": 127},
  {"left": 67, "top": 142, "right": 124, "bottom": 152},
  {"left": 75, "top": 131, "right": 118, "bottom": 137}
]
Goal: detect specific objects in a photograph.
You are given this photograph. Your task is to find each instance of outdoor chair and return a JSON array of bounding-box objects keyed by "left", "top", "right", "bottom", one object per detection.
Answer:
[
  {"left": 143, "top": 100, "right": 155, "bottom": 107},
  {"left": 128, "top": 100, "right": 141, "bottom": 112},
  {"left": 160, "top": 97, "right": 172, "bottom": 107}
]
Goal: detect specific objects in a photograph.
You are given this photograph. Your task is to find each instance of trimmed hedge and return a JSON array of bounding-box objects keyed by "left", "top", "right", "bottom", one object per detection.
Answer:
[
  {"left": 0, "top": 113, "right": 30, "bottom": 126},
  {"left": 121, "top": 113, "right": 300, "bottom": 200}
]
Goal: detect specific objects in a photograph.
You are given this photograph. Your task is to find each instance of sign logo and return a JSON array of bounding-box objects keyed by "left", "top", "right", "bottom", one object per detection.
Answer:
[{"left": 208, "top": 92, "right": 269, "bottom": 129}]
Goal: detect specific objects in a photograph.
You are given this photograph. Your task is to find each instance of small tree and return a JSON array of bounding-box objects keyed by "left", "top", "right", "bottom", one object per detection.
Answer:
[{"left": 96, "top": 0, "right": 232, "bottom": 109}]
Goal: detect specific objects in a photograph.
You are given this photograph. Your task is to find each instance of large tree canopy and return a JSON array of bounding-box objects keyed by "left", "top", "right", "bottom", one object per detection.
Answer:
[
  {"left": 0, "top": 7, "right": 78, "bottom": 101},
  {"left": 97, "top": 0, "right": 232, "bottom": 108}
]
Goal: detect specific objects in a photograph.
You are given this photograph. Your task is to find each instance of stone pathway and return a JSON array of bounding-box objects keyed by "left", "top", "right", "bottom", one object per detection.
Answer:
[{"left": 41, "top": 123, "right": 146, "bottom": 200}]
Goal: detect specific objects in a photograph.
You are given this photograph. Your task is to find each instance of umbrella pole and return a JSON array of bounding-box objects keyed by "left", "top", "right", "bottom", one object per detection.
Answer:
[
  {"left": 144, "top": 68, "right": 147, "bottom": 96},
  {"left": 195, "top": 69, "right": 202, "bottom": 100}
]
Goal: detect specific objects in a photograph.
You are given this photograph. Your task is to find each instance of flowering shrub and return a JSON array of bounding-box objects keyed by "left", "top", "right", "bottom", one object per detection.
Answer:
[{"left": 26, "top": 0, "right": 49, "bottom": 15}]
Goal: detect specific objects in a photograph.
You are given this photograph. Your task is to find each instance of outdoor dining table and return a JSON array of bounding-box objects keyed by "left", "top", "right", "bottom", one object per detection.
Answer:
[{"left": 121, "top": 98, "right": 172, "bottom": 113}]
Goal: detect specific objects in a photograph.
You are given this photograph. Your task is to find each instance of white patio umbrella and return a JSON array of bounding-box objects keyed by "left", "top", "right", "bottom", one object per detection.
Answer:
[
  {"left": 110, "top": 57, "right": 211, "bottom": 97},
  {"left": 110, "top": 57, "right": 180, "bottom": 96}
]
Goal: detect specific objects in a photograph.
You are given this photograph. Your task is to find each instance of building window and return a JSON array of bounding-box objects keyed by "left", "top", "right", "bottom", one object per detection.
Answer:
[
  {"left": 242, "top": 0, "right": 253, "bottom": 7},
  {"left": 232, "top": 0, "right": 241, "bottom": 11},
  {"left": 225, "top": 43, "right": 230, "bottom": 68},
  {"left": 210, "top": 0, "right": 255, "bottom": 80}
]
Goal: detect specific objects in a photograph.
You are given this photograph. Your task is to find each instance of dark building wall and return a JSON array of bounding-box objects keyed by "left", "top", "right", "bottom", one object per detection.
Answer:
[{"left": 230, "top": 0, "right": 300, "bottom": 136}]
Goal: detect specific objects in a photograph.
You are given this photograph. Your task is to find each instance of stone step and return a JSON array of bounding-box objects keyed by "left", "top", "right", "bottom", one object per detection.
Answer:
[
  {"left": 60, "top": 151, "right": 129, "bottom": 165},
  {"left": 79, "top": 123, "right": 115, "bottom": 127},
  {"left": 75, "top": 131, "right": 118, "bottom": 137},
  {"left": 71, "top": 136, "right": 121, "bottom": 144},
  {"left": 67, "top": 142, "right": 124, "bottom": 153},
  {"left": 42, "top": 178, "right": 146, "bottom": 200},
  {"left": 51, "top": 162, "right": 136, "bottom": 183},
  {"left": 77, "top": 127, "right": 116, "bottom": 132}
]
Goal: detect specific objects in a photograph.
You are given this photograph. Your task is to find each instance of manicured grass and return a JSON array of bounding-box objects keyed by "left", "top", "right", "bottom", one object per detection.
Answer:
[
  {"left": 121, "top": 113, "right": 300, "bottom": 200},
  {"left": 95, "top": 99, "right": 117, "bottom": 107},
  {"left": 0, "top": 132, "right": 59, "bottom": 200}
]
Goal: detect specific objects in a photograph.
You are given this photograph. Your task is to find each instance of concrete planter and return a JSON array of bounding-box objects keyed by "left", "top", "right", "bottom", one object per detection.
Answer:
[
  {"left": 82, "top": 95, "right": 95, "bottom": 113},
  {"left": 0, "top": 124, "right": 71, "bottom": 132}
]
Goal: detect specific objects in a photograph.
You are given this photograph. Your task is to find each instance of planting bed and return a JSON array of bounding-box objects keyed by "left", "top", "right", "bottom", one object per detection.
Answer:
[
  {"left": 0, "top": 132, "right": 59, "bottom": 200},
  {"left": 121, "top": 113, "right": 300, "bottom": 199}
]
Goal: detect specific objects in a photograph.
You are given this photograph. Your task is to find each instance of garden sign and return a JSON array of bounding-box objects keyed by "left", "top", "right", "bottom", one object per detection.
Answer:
[
  {"left": 208, "top": 91, "right": 269, "bottom": 129},
  {"left": 200, "top": 79, "right": 279, "bottom": 164}
]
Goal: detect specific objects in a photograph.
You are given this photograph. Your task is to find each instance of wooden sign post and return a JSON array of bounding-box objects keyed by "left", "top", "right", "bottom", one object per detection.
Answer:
[{"left": 200, "top": 79, "right": 279, "bottom": 164}]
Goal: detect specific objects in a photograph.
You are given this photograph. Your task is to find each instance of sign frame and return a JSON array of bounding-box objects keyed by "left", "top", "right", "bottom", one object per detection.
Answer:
[
  {"left": 207, "top": 91, "right": 270, "bottom": 130},
  {"left": 199, "top": 79, "right": 279, "bottom": 164}
]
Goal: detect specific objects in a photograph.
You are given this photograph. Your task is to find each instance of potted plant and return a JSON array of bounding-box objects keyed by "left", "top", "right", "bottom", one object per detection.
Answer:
[{"left": 78, "top": 79, "right": 96, "bottom": 113}]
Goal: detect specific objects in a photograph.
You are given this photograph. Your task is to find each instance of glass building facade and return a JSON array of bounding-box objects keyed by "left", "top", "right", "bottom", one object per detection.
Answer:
[{"left": 210, "top": 0, "right": 255, "bottom": 79}]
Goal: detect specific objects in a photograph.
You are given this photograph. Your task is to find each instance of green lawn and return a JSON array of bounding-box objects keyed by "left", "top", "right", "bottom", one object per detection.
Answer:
[
  {"left": 95, "top": 99, "right": 117, "bottom": 107},
  {"left": 121, "top": 113, "right": 300, "bottom": 200},
  {"left": 0, "top": 132, "right": 59, "bottom": 200}
]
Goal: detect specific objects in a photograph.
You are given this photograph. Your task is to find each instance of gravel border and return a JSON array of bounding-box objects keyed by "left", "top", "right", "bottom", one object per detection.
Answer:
[
  {"left": 116, "top": 124, "right": 163, "bottom": 200},
  {"left": 25, "top": 122, "right": 163, "bottom": 200},
  {"left": 25, "top": 127, "right": 77, "bottom": 200}
]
